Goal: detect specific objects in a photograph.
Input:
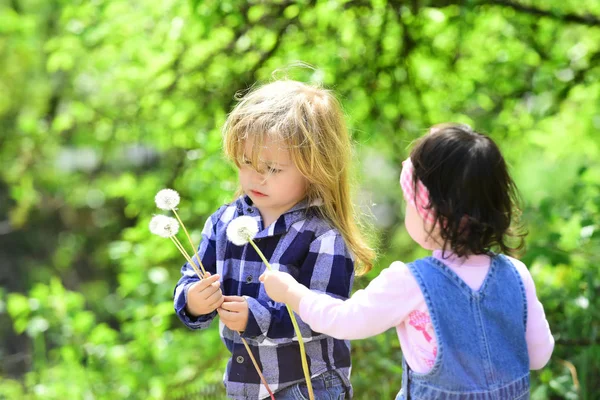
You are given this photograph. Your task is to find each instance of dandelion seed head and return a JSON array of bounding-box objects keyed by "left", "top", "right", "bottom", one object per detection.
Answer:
[
  {"left": 149, "top": 215, "right": 180, "bottom": 238},
  {"left": 161, "top": 217, "right": 180, "bottom": 237},
  {"left": 149, "top": 215, "right": 168, "bottom": 235},
  {"left": 155, "top": 188, "right": 180, "bottom": 210},
  {"left": 226, "top": 216, "right": 259, "bottom": 246}
]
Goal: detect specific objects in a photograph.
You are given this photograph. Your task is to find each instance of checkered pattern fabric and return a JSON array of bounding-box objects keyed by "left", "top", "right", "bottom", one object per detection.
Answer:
[
  {"left": 400, "top": 157, "right": 435, "bottom": 224},
  {"left": 174, "top": 196, "right": 354, "bottom": 399}
]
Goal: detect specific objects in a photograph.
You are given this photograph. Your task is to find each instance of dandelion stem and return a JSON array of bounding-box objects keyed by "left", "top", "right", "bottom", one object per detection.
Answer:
[
  {"left": 285, "top": 304, "right": 313, "bottom": 400},
  {"left": 170, "top": 237, "right": 203, "bottom": 279},
  {"left": 156, "top": 200, "right": 273, "bottom": 396},
  {"left": 248, "top": 239, "right": 314, "bottom": 400},
  {"left": 232, "top": 241, "right": 276, "bottom": 397},
  {"left": 172, "top": 226, "right": 275, "bottom": 397},
  {"left": 171, "top": 208, "right": 207, "bottom": 276},
  {"left": 248, "top": 240, "right": 272, "bottom": 272},
  {"left": 240, "top": 336, "right": 276, "bottom": 400}
]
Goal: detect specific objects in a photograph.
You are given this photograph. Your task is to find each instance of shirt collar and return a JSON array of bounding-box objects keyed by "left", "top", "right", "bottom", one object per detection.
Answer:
[{"left": 235, "top": 195, "right": 322, "bottom": 238}]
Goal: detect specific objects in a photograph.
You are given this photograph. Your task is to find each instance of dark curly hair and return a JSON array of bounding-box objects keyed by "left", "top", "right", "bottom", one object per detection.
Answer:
[{"left": 410, "top": 123, "right": 526, "bottom": 257}]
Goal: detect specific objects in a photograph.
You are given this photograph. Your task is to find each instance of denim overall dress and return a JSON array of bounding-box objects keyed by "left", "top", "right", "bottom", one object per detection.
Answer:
[{"left": 397, "top": 255, "right": 530, "bottom": 400}]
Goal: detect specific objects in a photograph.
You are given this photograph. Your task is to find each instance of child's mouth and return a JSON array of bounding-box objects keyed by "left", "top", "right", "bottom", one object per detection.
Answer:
[{"left": 250, "top": 190, "right": 267, "bottom": 197}]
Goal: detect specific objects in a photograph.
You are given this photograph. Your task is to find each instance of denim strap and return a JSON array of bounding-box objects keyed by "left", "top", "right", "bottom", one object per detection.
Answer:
[{"left": 401, "top": 357, "right": 410, "bottom": 400}]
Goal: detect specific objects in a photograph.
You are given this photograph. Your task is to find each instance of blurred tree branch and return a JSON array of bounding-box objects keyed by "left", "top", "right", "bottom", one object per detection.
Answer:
[
  {"left": 484, "top": 0, "right": 600, "bottom": 26},
  {"left": 394, "top": 0, "right": 600, "bottom": 26},
  {"left": 9, "top": 0, "right": 21, "bottom": 13},
  {"left": 556, "top": 338, "right": 600, "bottom": 346},
  {"left": 556, "top": 49, "right": 600, "bottom": 101}
]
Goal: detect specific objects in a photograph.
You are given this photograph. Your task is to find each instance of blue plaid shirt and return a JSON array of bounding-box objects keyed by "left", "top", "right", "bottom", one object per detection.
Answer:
[{"left": 174, "top": 195, "right": 355, "bottom": 399}]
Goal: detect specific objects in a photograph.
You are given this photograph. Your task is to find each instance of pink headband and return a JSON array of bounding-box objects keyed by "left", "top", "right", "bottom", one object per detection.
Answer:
[{"left": 400, "top": 158, "right": 435, "bottom": 224}]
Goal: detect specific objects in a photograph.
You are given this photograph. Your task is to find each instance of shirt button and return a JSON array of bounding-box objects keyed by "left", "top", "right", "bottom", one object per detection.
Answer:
[
  {"left": 246, "top": 276, "right": 253, "bottom": 283},
  {"left": 236, "top": 356, "right": 244, "bottom": 364}
]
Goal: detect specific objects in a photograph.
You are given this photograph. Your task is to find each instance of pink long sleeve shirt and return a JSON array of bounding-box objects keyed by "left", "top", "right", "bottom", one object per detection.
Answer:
[{"left": 299, "top": 250, "right": 554, "bottom": 373}]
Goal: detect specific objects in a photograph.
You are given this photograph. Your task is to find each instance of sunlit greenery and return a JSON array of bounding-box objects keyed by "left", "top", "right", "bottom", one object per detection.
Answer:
[{"left": 1, "top": 0, "right": 599, "bottom": 399}]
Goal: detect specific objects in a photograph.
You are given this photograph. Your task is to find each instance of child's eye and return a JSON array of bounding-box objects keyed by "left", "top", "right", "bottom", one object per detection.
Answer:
[{"left": 268, "top": 167, "right": 282, "bottom": 174}]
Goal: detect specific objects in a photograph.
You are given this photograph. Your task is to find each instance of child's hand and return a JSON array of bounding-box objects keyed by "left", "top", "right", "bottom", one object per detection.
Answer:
[
  {"left": 185, "top": 273, "right": 223, "bottom": 317},
  {"left": 259, "top": 271, "right": 299, "bottom": 303},
  {"left": 218, "top": 296, "right": 249, "bottom": 332}
]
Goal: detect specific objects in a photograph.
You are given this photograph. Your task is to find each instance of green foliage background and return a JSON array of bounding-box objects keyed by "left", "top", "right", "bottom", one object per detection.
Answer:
[{"left": 1, "top": 0, "right": 599, "bottom": 399}]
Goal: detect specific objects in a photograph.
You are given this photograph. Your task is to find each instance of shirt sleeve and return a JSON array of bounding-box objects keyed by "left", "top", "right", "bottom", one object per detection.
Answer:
[
  {"left": 242, "top": 231, "right": 354, "bottom": 343},
  {"left": 298, "top": 261, "right": 421, "bottom": 340},
  {"left": 173, "top": 212, "right": 220, "bottom": 330},
  {"left": 509, "top": 257, "right": 555, "bottom": 369}
]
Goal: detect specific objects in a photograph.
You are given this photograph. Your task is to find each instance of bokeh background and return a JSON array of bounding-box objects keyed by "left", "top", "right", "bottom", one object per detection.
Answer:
[{"left": 1, "top": 0, "right": 599, "bottom": 399}]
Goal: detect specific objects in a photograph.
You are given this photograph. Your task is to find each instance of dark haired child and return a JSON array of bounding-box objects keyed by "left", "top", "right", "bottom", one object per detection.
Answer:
[{"left": 260, "top": 124, "right": 554, "bottom": 399}]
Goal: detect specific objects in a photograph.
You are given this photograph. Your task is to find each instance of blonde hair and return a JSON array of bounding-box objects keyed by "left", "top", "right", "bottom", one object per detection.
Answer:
[{"left": 223, "top": 80, "right": 374, "bottom": 274}]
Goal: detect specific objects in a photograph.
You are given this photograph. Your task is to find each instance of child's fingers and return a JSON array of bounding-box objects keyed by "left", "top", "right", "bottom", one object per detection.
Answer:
[
  {"left": 222, "top": 295, "right": 244, "bottom": 303},
  {"left": 258, "top": 271, "right": 270, "bottom": 282},
  {"left": 221, "top": 299, "right": 247, "bottom": 313},
  {"left": 193, "top": 281, "right": 220, "bottom": 301},
  {"left": 205, "top": 288, "right": 224, "bottom": 308},
  {"left": 216, "top": 308, "right": 228, "bottom": 322},
  {"left": 217, "top": 307, "right": 237, "bottom": 321},
  {"left": 218, "top": 307, "right": 247, "bottom": 331},
  {"left": 207, "top": 297, "right": 224, "bottom": 311},
  {"left": 194, "top": 273, "right": 220, "bottom": 291}
]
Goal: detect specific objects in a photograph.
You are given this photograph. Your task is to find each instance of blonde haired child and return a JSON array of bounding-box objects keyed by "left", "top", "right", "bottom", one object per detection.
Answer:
[
  {"left": 174, "top": 80, "right": 374, "bottom": 399},
  {"left": 261, "top": 124, "right": 554, "bottom": 399}
]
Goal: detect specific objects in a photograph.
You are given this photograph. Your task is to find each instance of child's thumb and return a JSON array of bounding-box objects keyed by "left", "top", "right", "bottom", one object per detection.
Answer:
[{"left": 259, "top": 272, "right": 268, "bottom": 282}]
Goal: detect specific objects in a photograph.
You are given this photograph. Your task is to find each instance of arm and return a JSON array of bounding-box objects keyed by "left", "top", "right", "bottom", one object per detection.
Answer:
[
  {"left": 509, "top": 257, "right": 555, "bottom": 369},
  {"left": 243, "top": 232, "right": 354, "bottom": 343},
  {"left": 173, "top": 213, "right": 221, "bottom": 330},
  {"left": 262, "top": 261, "right": 420, "bottom": 340}
]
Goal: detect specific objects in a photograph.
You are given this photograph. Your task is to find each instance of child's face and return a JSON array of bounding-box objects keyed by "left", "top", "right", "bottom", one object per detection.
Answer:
[
  {"left": 404, "top": 201, "right": 442, "bottom": 251},
  {"left": 239, "top": 138, "right": 308, "bottom": 223}
]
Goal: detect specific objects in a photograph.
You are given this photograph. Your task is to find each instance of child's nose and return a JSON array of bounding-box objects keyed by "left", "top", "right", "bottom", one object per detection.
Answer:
[{"left": 251, "top": 168, "right": 268, "bottom": 185}]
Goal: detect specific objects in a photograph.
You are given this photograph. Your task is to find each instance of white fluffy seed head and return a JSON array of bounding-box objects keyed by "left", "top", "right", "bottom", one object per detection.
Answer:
[
  {"left": 226, "top": 216, "right": 259, "bottom": 246},
  {"left": 149, "top": 215, "right": 167, "bottom": 234},
  {"left": 149, "top": 215, "right": 180, "bottom": 238},
  {"left": 155, "top": 188, "right": 180, "bottom": 210}
]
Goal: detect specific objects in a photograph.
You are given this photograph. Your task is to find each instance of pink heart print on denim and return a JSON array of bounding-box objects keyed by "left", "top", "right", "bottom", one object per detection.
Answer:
[{"left": 400, "top": 158, "right": 435, "bottom": 225}]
